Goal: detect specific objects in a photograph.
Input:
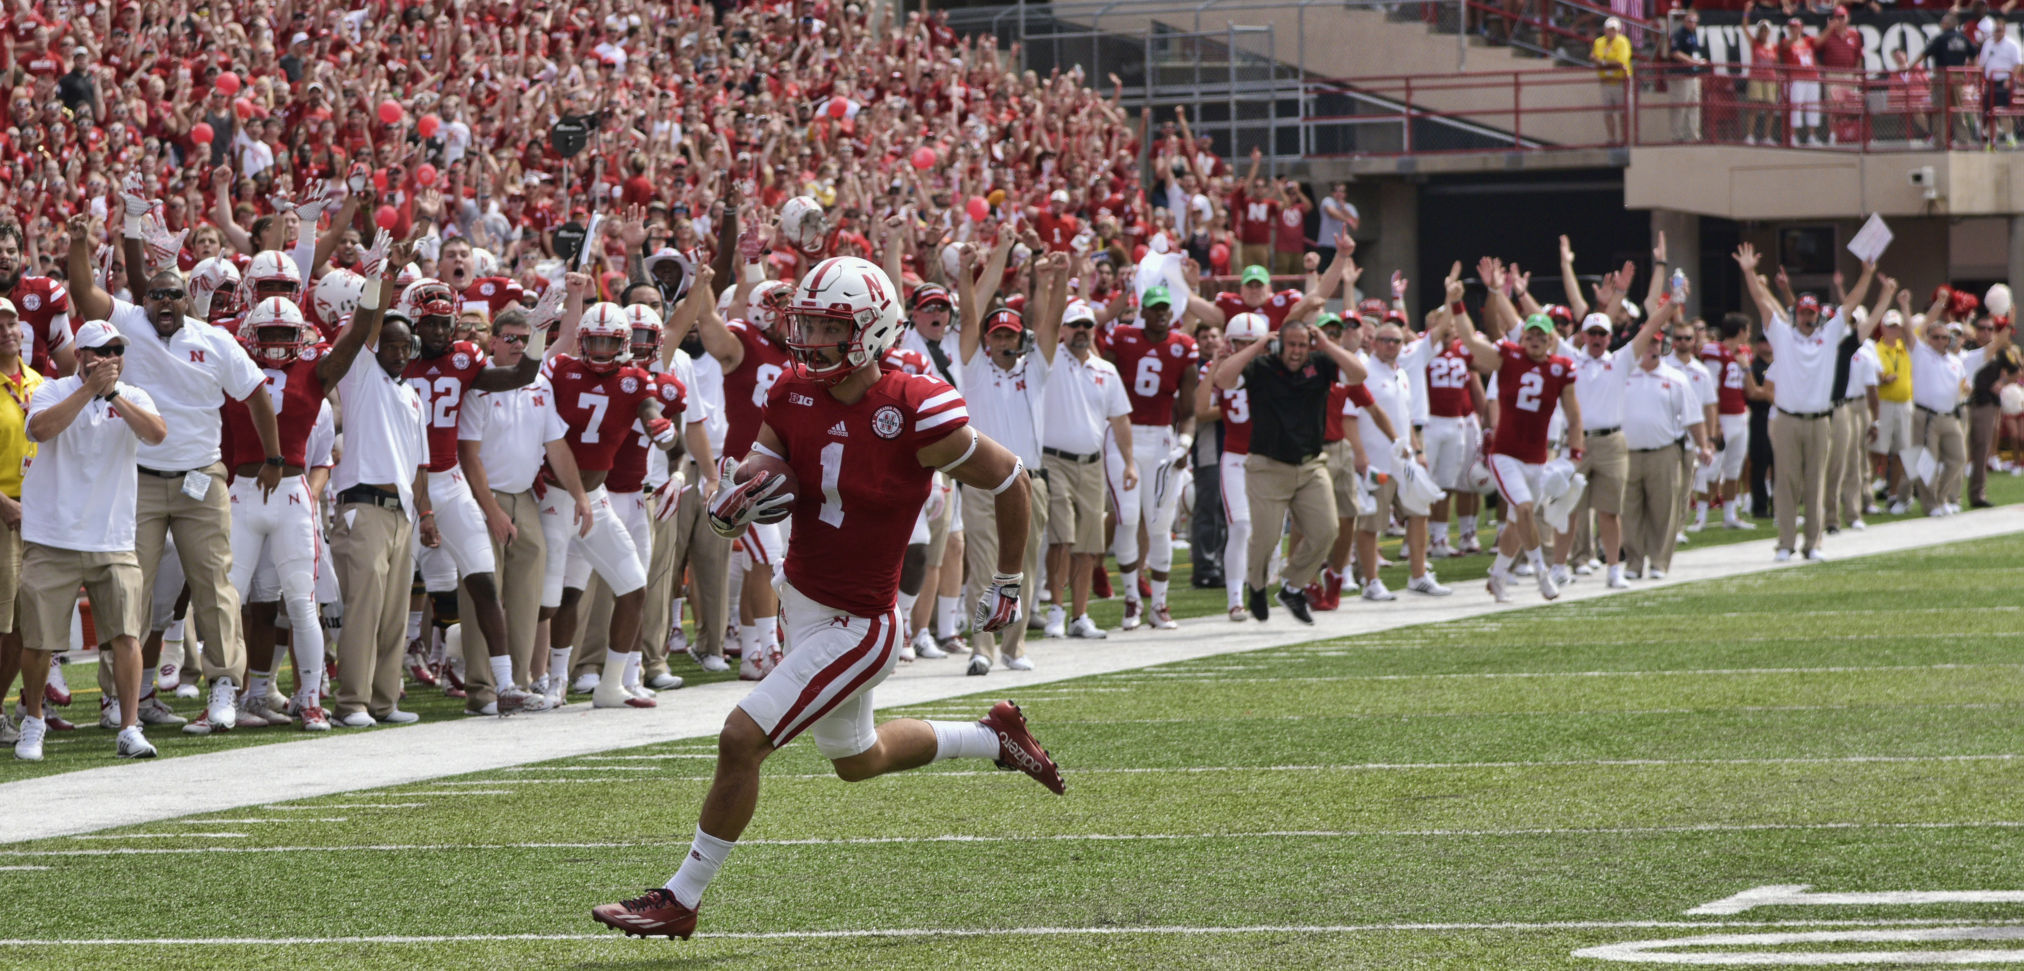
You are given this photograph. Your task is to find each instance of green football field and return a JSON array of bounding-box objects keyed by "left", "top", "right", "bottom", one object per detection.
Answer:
[{"left": 2, "top": 534, "right": 2021, "bottom": 969}]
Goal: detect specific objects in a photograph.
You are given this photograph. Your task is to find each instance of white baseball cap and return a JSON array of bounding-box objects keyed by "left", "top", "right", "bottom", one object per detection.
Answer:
[
  {"left": 75, "top": 319, "right": 125, "bottom": 350},
  {"left": 1582, "top": 312, "right": 1612, "bottom": 332},
  {"left": 1604, "top": 16, "right": 1622, "bottom": 29},
  {"left": 0, "top": 297, "right": 16, "bottom": 318},
  {"left": 1049, "top": 189, "right": 1070, "bottom": 205}
]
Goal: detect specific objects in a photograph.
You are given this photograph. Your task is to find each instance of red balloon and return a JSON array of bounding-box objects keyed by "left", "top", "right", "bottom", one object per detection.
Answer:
[
  {"left": 910, "top": 146, "right": 936, "bottom": 170},
  {"left": 374, "top": 205, "right": 399, "bottom": 230},
  {"left": 415, "top": 163, "right": 438, "bottom": 187},
  {"left": 377, "top": 99, "right": 404, "bottom": 126},
  {"left": 215, "top": 71, "right": 241, "bottom": 96},
  {"left": 417, "top": 114, "right": 440, "bottom": 138},
  {"left": 371, "top": 169, "right": 388, "bottom": 191},
  {"left": 190, "top": 122, "right": 214, "bottom": 144},
  {"left": 827, "top": 96, "right": 848, "bottom": 118},
  {"left": 233, "top": 98, "right": 254, "bottom": 120},
  {"left": 965, "top": 196, "right": 989, "bottom": 222},
  {"left": 1209, "top": 242, "right": 1230, "bottom": 269}
]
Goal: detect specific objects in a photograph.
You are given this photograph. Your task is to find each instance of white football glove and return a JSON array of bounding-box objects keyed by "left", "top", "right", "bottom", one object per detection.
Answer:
[
  {"left": 706, "top": 461, "right": 793, "bottom": 537},
  {"left": 139, "top": 213, "right": 188, "bottom": 274},
  {"left": 359, "top": 228, "right": 393, "bottom": 279},
  {"left": 973, "top": 573, "right": 1023, "bottom": 634},
  {"left": 119, "top": 171, "right": 155, "bottom": 238},
  {"left": 527, "top": 284, "right": 568, "bottom": 328}
]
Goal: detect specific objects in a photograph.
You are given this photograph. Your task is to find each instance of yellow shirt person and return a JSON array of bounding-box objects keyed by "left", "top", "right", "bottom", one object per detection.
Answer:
[
  {"left": 1593, "top": 24, "right": 1634, "bottom": 81},
  {"left": 1874, "top": 333, "right": 1912, "bottom": 403}
]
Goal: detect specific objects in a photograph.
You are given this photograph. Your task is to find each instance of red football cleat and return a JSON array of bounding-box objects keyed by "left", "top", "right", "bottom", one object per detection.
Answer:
[
  {"left": 405, "top": 641, "right": 440, "bottom": 687},
  {"left": 979, "top": 700, "right": 1065, "bottom": 795},
  {"left": 44, "top": 680, "right": 71, "bottom": 708},
  {"left": 1092, "top": 567, "right": 1113, "bottom": 600},
  {"left": 1136, "top": 575, "right": 1153, "bottom": 601},
  {"left": 1304, "top": 582, "right": 1333, "bottom": 612},
  {"left": 1322, "top": 570, "right": 1345, "bottom": 610},
  {"left": 591, "top": 888, "right": 697, "bottom": 940}
]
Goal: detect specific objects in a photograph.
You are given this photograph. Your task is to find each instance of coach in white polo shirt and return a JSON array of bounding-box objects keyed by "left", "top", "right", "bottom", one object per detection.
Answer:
[
  {"left": 67, "top": 213, "right": 283, "bottom": 733},
  {"left": 956, "top": 249, "right": 1063, "bottom": 675},
  {"left": 1735, "top": 245, "right": 1874, "bottom": 560},
  {"left": 1040, "top": 298, "right": 1134, "bottom": 640},
  {"left": 329, "top": 247, "right": 439, "bottom": 727},
  {"left": 1909, "top": 310, "right": 2012, "bottom": 514},
  {"left": 1550, "top": 312, "right": 1635, "bottom": 585},
  {"left": 1620, "top": 312, "right": 1712, "bottom": 580},
  {"left": 15, "top": 321, "right": 166, "bottom": 761},
  {"left": 458, "top": 308, "right": 594, "bottom": 707}
]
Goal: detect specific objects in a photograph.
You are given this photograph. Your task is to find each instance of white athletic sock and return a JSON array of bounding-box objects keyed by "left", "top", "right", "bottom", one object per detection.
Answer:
[
  {"left": 738, "top": 625, "right": 761, "bottom": 656},
  {"left": 623, "top": 652, "right": 642, "bottom": 690},
  {"left": 247, "top": 669, "right": 272, "bottom": 700},
  {"left": 928, "top": 720, "right": 1001, "bottom": 761},
  {"left": 548, "top": 648, "right": 574, "bottom": 685},
  {"left": 1150, "top": 578, "right": 1169, "bottom": 607},
  {"left": 671, "top": 598, "right": 687, "bottom": 626},
  {"left": 1121, "top": 568, "right": 1141, "bottom": 602},
  {"left": 937, "top": 596, "right": 960, "bottom": 637},
  {"left": 897, "top": 590, "right": 918, "bottom": 624},
  {"left": 600, "top": 650, "right": 628, "bottom": 690},
  {"left": 144, "top": 664, "right": 158, "bottom": 696},
  {"left": 1524, "top": 547, "right": 1545, "bottom": 571},
  {"left": 407, "top": 611, "right": 424, "bottom": 643},
  {"left": 1492, "top": 552, "right": 1515, "bottom": 575},
  {"left": 664, "top": 826, "right": 735, "bottom": 908},
  {"left": 489, "top": 654, "right": 513, "bottom": 692},
  {"left": 165, "top": 617, "right": 186, "bottom": 644},
  {"left": 753, "top": 617, "right": 780, "bottom": 655},
  {"left": 1430, "top": 521, "right": 1450, "bottom": 545}
]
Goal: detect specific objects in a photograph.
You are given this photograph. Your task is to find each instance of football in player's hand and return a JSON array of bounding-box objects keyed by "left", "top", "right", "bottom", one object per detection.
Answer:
[{"left": 737, "top": 454, "right": 799, "bottom": 524}]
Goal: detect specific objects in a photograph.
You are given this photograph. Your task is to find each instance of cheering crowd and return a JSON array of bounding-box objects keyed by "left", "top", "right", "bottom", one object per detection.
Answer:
[{"left": 1, "top": 0, "right": 2022, "bottom": 763}]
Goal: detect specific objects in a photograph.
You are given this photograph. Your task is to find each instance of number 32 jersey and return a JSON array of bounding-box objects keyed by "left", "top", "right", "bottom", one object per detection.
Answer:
[
  {"left": 402, "top": 342, "right": 487, "bottom": 473},
  {"left": 765, "top": 368, "right": 969, "bottom": 618},
  {"left": 1490, "top": 340, "right": 1575, "bottom": 465}
]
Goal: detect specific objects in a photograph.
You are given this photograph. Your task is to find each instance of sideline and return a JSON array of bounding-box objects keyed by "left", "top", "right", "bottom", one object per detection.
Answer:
[{"left": 4, "top": 506, "right": 2019, "bottom": 845}]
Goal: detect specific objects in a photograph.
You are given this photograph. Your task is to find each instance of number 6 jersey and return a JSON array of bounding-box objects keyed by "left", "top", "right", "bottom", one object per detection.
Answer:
[
  {"left": 764, "top": 367, "right": 969, "bottom": 617},
  {"left": 1107, "top": 325, "right": 1198, "bottom": 426}
]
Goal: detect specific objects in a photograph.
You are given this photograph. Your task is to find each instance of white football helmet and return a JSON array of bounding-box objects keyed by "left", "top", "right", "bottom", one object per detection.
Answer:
[
  {"left": 784, "top": 256, "right": 902, "bottom": 385},
  {"left": 244, "top": 250, "right": 303, "bottom": 300},
  {"left": 313, "top": 268, "right": 366, "bottom": 327},
  {"left": 473, "top": 247, "right": 500, "bottom": 278},
  {"left": 780, "top": 195, "right": 827, "bottom": 251},
  {"left": 241, "top": 297, "right": 314, "bottom": 366},
  {"left": 748, "top": 279, "right": 792, "bottom": 333},
  {"left": 189, "top": 257, "right": 243, "bottom": 322},
  {"left": 1464, "top": 458, "right": 1497, "bottom": 496},
  {"left": 1225, "top": 312, "right": 1270, "bottom": 345},
  {"left": 623, "top": 303, "right": 664, "bottom": 362},
  {"left": 1987, "top": 283, "right": 2014, "bottom": 318},
  {"left": 579, "top": 301, "right": 631, "bottom": 372}
]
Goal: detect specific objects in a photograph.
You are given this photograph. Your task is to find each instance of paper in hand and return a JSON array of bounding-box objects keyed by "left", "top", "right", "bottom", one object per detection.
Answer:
[{"left": 1846, "top": 213, "right": 1893, "bottom": 264}]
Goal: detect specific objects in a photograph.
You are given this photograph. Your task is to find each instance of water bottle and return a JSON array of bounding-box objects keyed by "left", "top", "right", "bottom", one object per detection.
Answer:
[{"left": 1669, "top": 268, "right": 1688, "bottom": 300}]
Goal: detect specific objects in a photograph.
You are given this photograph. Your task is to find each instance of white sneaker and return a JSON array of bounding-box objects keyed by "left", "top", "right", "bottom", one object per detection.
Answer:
[
  {"left": 1548, "top": 564, "right": 1573, "bottom": 588},
  {"left": 1889, "top": 501, "right": 1909, "bottom": 515},
  {"left": 1945, "top": 503, "right": 1962, "bottom": 515},
  {"left": 98, "top": 699, "right": 120, "bottom": 730},
  {"left": 1119, "top": 598, "right": 1142, "bottom": 631},
  {"left": 1362, "top": 579, "right": 1397, "bottom": 602},
  {"left": 1804, "top": 549, "right": 1828, "bottom": 562},
  {"left": 1774, "top": 549, "right": 1795, "bottom": 562},
  {"left": 648, "top": 673, "right": 685, "bottom": 691},
  {"left": 1486, "top": 570, "right": 1512, "bottom": 603},
  {"left": 1647, "top": 569, "right": 1667, "bottom": 580},
  {"left": 138, "top": 696, "right": 186, "bottom": 727},
  {"left": 0, "top": 712, "right": 15, "bottom": 745},
  {"left": 1228, "top": 605, "right": 1249, "bottom": 622},
  {"left": 1676, "top": 532, "right": 1689, "bottom": 545},
  {"left": 175, "top": 682, "right": 200, "bottom": 700},
  {"left": 738, "top": 654, "right": 767, "bottom": 681},
  {"left": 1069, "top": 615, "right": 1108, "bottom": 639},
  {"left": 1512, "top": 560, "right": 1535, "bottom": 577},
  {"left": 338, "top": 711, "right": 377, "bottom": 728},
  {"left": 207, "top": 677, "right": 238, "bottom": 731},
  {"left": 157, "top": 662, "right": 182, "bottom": 693},
  {"left": 696, "top": 655, "right": 731, "bottom": 673},
  {"left": 13, "top": 715, "right": 44, "bottom": 761},
  {"left": 1606, "top": 564, "right": 1630, "bottom": 589},
  {"left": 115, "top": 725, "right": 157, "bottom": 759},
  {"left": 570, "top": 672, "right": 601, "bottom": 694},
  {"left": 1848, "top": 518, "right": 1866, "bottom": 531},
  {"left": 1003, "top": 656, "right": 1034, "bottom": 672},
  {"left": 1537, "top": 570, "right": 1560, "bottom": 601},
  {"left": 1428, "top": 539, "right": 1454, "bottom": 559},
  {"left": 1148, "top": 603, "right": 1178, "bottom": 630},
  {"left": 233, "top": 698, "right": 272, "bottom": 729},
  {"left": 1043, "top": 605, "right": 1067, "bottom": 639},
  {"left": 465, "top": 700, "right": 500, "bottom": 716},
  {"left": 1687, "top": 518, "right": 1706, "bottom": 533},
  {"left": 966, "top": 654, "right": 991, "bottom": 676},
  {"left": 913, "top": 629, "right": 949, "bottom": 659},
  {"left": 380, "top": 709, "right": 421, "bottom": 724},
  {"left": 1407, "top": 574, "right": 1452, "bottom": 597},
  {"left": 1573, "top": 562, "right": 1595, "bottom": 576}
]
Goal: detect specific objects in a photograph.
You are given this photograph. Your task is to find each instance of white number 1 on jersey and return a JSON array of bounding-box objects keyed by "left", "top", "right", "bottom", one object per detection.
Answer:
[{"left": 818, "top": 441, "right": 845, "bottom": 527}]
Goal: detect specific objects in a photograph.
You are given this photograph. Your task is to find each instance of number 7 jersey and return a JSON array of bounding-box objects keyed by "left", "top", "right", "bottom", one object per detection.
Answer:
[{"left": 765, "top": 367, "right": 969, "bottom": 618}]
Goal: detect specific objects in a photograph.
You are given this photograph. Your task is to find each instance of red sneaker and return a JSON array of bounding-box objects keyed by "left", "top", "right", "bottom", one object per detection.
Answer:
[
  {"left": 1092, "top": 567, "right": 1113, "bottom": 600},
  {"left": 44, "top": 680, "right": 71, "bottom": 708},
  {"left": 1304, "top": 582, "right": 1333, "bottom": 612},
  {"left": 42, "top": 712, "right": 79, "bottom": 731},
  {"left": 979, "top": 700, "right": 1065, "bottom": 795},
  {"left": 591, "top": 887, "right": 698, "bottom": 940},
  {"left": 405, "top": 641, "right": 439, "bottom": 687},
  {"left": 1322, "top": 570, "right": 1345, "bottom": 610}
]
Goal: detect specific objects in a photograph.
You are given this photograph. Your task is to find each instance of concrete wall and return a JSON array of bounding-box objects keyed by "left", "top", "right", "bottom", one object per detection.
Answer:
[{"left": 1626, "top": 145, "right": 2024, "bottom": 220}]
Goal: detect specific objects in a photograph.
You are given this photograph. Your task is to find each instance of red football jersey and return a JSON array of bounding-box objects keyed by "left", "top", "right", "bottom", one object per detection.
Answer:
[
  {"left": 456, "top": 277, "right": 526, "bottom": 324},
  {"left": 1701, "top": 341, "right": 1748, "bottom": 416},
  {"left": 11, "top": 275, "right": 71, "bottom": 375},
  {"left": 1214, "top": 289, "right": 1303, "bottom": 331},
  {"left": 1490, "top": 341, "right": 1576, "bottom": 465},
  {"left": 1216, "top": 383, "right": 1253, "bottom": 455},
  {"left": 768, "top": 368, "right": 968, "bottom": 618},
  {"left": 402, "top": 340, "right": 487, "bottom": 473},
  {"left": 546, "top": 355, "right": 656, "bottom": 473},
  {"left": 882, "top": 345, "right": 932, "bottom": 376},
  {"left": 222, "top": 349, "right": 331, "bottom": 469},
  {"left": 1325, "top": 379, "right": 1375, "bottom": 443},
  {"left": 721, "top": 318, "right": 792, "bottom": 460},
  {"left": 1426, "top": 339, "right": 1476, "bottom": 419},
  {"left": 605, "top": 372, "right": 688, "bottom": 493},
  {"left": 1033, "top": 211, "right": 1080, "bottom": 254},
  {"left": 1107, "top": 325, "right": 1198, "bottom": 426}
]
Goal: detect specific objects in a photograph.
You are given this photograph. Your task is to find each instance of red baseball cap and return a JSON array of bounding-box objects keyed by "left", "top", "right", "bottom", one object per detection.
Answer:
[
  {"left": 1796, "top": 294, "right": 1821, "bottom": 311},
  {"left": 984, "top": 308, "right": 1023, "bottom": 335}
]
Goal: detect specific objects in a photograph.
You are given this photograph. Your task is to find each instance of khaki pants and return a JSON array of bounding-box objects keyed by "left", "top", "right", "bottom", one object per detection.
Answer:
[
  {"left": 1043, "top": 454, "right": 1106, "bottom": 554},
  {"left": 1824, "top": 399, "right": 1861, "bottom": 528},
  {"left": 1324, "top": 439, "right": 1358, "bottom": 534},
  {"left": 1621, "top": 447, "right": 1681, "bottom": 575},
  {"left": 1271, "top": 250, "right": 1304, "bottom": 277},
  {"left": 331, "top": 502, "right": 415, "bottom": 719},
  {"left": 1670, "top": 75, "right": 1702, "bottom": 141},
  {"left": 1244, "top": 453, "right": 1337, "bottom": 590},
  {"left": 964, "top": 471, "right": 1047, "bottom": 662},
  {"left": 19, "top": 544, "right": 144, "bottom": 650},
  {"left": 1567, "top": 431, "right": 1628, "bottom": 560},
  {"left": 637, "top": 504, "right": 682, "bottom": 679},
  {"left": 1770, "top": 410, "right": 1831, "bottom": 554},
  {"left": 0, "top": 514, "right": 20, "bottom": 634},
  {"left": 1914, "top": 408, "right": 1967, "bottom": 512},
  {"left": 455, "top": 489, "right": 545, "bottom": 705},
  {"left": 1238, "top": 242, "right": 1272, "bottom": 274},
  {"left": 1968, "top": 403, "right": 2001, "bottom": 505},
  {"left": 670, "top": 476, "right": 731, "bottom": 659},
  {"left": 133, "top": 462, "right": 243, "bottom": 682}
]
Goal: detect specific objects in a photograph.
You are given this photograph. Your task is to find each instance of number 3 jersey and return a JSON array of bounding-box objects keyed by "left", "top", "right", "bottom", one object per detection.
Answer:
[
  {"left": 221, "top": 347, "right": 331, "bottom": 469},
  {"left": 545, "top": 354, "right": 658, "bottom": 473},
  {"left": 1490, "top": 340, "right": 1576, "bottom": 464},
  {"left": 765, "top": 367, "right": 969, "bottom": 618},
  {"left": 403, "top": 341, "right": 488, "bottom": 473}
]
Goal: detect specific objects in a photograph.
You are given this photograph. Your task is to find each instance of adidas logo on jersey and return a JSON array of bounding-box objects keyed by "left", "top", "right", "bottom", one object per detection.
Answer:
[{"left": 827, "top": 421, "right": 849, "bottom": 438}]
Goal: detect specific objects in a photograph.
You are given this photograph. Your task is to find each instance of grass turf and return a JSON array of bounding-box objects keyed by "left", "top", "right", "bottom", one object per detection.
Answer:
[{"left": 1, "top": 533, "right": 2021, "bottom": 968}]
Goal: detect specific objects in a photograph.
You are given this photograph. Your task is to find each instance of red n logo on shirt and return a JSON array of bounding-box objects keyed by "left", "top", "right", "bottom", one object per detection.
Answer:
[{"left": 189, "top": 350, "right": 207, "bottom": 364}]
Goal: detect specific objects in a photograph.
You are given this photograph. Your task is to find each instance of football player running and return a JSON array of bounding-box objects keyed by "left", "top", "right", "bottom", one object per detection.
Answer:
[{"left": 590, "top": 257, "right": 1064, "bottom": 941}]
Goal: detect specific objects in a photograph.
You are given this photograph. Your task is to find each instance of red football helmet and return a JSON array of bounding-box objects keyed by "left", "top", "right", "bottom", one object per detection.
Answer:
[
  {"left": 784, "top": 257, "right": 902, "bottom": 385},
  {"left": 241, "top": 297, "right": 314, "bottom": 366}
]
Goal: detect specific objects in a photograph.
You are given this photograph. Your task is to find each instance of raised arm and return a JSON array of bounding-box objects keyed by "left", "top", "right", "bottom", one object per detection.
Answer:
[
  {"left": 1312, "top": 323, "right": 1368, "bottom": 385},
  {"left": 1838, "top": 259, "right": 1877, "bottom": 329},
  {"left": 317, "top": 232, "right": 402, "bottom": 386},
  {"left": 1558, "top": 235, "right": 1589, "bottom": 320},
  {"left": 63, "top": 215, "right": 114, "bottom": 322}
]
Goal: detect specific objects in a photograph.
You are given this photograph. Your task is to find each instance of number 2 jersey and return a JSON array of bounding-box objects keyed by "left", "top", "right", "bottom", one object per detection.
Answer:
[
  {"left": 1699, "top": 341, "right": 1748, "bottom": 416},
  {"left": 1490, "top": 340, "right": 1576, "bottom": 465},
  {"left": 765, "top": 367, "right": 969, "bottom": 617}
]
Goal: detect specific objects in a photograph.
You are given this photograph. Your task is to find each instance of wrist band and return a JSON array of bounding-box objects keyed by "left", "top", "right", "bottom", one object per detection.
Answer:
[
  {"left": 360, "top": 279, "right": 384, "bottom": 311},
  {"left": 1450, "top": 302, "right": 1465, "bottom": 315}
]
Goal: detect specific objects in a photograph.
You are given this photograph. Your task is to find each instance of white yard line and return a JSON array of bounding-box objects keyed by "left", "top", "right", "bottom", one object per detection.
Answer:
[
  {"left": 10, "top": 821, "right": 2022, "bottom": 857},
  {"left": 4, "top": 919, "right": 2023, "bottom": 946},
  {"left": 3, "top": 506, "right": 2017, "bottom": 845},
  {"left": 264, "top": 803, "right": 427, "bottom": 810}
]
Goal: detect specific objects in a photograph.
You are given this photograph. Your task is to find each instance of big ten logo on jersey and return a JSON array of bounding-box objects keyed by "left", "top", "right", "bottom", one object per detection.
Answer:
[{"left": 407, "top": 376, "right": 463, "bottom": 428}]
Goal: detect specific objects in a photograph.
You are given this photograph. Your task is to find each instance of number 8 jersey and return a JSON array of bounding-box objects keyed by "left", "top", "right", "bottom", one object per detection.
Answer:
[
  {"left": 1107, "top": 325, "right": 1198, "bottom": 426},
  {"left": 765, "top": 367, "right": 969, "bottom": 618},
  {"left": 1490, "top": 340, "right": 1576, "bottom": 465}
]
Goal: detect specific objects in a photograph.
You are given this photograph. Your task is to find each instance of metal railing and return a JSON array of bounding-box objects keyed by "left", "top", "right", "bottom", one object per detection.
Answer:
[
  {"left": 1637, "top": 64, "right": 2019, "bottom": 152},
  {"left": 1304, "top": 68, "right": 1632, "bottom": 155}
]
